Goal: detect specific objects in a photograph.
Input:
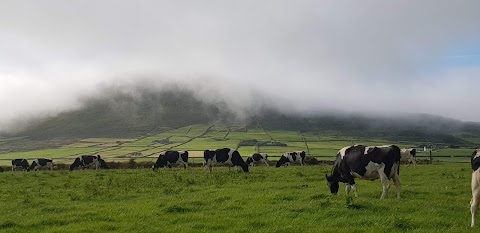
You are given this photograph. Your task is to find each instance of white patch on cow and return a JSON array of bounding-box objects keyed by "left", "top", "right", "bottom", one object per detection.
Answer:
[
  {"left": 474, "top": 150, "right": 480, "bottom": 160},
  {"left": 351, "top": 162, "right": 383, "bottom": 180},
  {"left": 339, "top": 146, "right": 351, "bottom": 159}
]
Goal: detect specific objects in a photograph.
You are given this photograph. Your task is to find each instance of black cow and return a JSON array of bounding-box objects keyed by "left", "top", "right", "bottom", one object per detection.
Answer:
[
  {"left": 246, "top": 153, "right": 269, "bottom": 166},
  {"left": 70, "top": 155, "right": 108, "bottom": 171},
  {"left": 12, "top": 159, "right": 29, "bottom": 171},
  {"left": 471, "top": 149, "right": 480, "bottom": 227},
  {"left": 325, "top": 145, "right": 401, "bottom": 199},
  {"left": 204, "top": 148, "right": 248, "bottom": 172},
  {"left": 276, "top": 151, "right": 306, "bottom": 167},
  {"left": 28, "top": 159, "right": 54, "bottom": 171},
  {"left": 152, "top": 151, "right": 188, "bottom": 170}
]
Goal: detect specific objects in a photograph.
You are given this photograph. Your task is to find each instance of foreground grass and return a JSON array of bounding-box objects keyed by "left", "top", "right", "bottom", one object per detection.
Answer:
[{"left": 0, "top": 164, "right": 475, "bottom": 232}]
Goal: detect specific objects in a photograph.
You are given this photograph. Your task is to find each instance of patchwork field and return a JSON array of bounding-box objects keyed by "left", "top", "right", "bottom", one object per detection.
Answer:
[
  {"left": 0, "top": 124, "right": 475, "bottom": 166},
  {"left": 0, "top": 163, "right": 476, "bottom": 232}
]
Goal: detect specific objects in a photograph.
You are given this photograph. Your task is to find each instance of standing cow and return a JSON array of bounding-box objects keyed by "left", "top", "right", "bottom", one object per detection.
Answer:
[
  {"left": 204, "top": 148, "right": 248, "bottom": 172},
  {"left": 470, "top": 149, "right": 480, "bottom": 227},
  {"left": 246, "top": 153, "right": 269, "bottom": 166},
  {"left": 401, "top": 148, "right": 416, "bottom": 165},
  {"left": 325, "top": 145, "right": 401, "bottom": 199},
  {"left": 276, "top": 151, "right": 306, "bottom": 167},
  {"left": 28, "top": 159, "right": 54, "bottom": 171},
  {"left": 70, "top": 155, "right": 108, "bottom": 171},
  {"left": 152, "top": 151, "right": 189, "bottom": 170},
  {"left": 12, "top": 159, "right": 29, "bottom": 171}
]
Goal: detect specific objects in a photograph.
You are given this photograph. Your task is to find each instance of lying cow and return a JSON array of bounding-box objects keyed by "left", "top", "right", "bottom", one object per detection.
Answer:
[
  {"left": 70, "top": 155, "right": 108, "bottom": 171},
  {"left": 276, "top": 151, "right": 306, "bottom": 167},
  {"left": 246, "top": 153, "right": 269, "bottom": 166},
  {"left": 204, "top": 148, "right": 248, "bottom": 172},
  {"left": 325, "top": 145, "right": 401, "bottom": 199},
  {"left": 401, "top": 148, "right": 416, "bottom": 165},
  {"left": 471, "top": 149, "right": 480, "bottom": 227},
  {"left": 152, "top": 151, "right": 188, "bottom": 170},
  {"left": 28, "top": 159, "right": 54, "bottom": 171},
  {"left": 12, "top": 159, "right": 29, "bottom": 171}
]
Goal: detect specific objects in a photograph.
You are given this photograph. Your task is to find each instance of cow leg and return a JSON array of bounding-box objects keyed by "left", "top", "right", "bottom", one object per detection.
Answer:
[
  {"left": 351, "top": 184, "right": 358, "bottom": 198},
  {"left": 264, "top": 160, "right": 269, "bottom": 166},
  {"left": 345, "top": 184, "right": 351, "bottom": 196},
  {"left": 472, "top": 172, "right": 480, "bottom": 227},
  {"left": 379, "top": 168, "right": 390, "bottom": 199},
  {"left": 183, "top": 162, "right": 188, "bottom": 169},
  {"left": 393, "top": 172, "right": 401, "bottom": 198}
]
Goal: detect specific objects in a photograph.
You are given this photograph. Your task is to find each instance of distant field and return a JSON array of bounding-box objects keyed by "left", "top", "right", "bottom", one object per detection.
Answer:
[
  {"left": 0, "top": 124, "right": 476, "bottom": 165},
  {"left": 0, "top": 164, "right": 476, "bottom": 232}
]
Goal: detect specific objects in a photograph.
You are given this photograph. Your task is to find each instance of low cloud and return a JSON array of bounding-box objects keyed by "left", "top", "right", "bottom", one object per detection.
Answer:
[{"left": 1, "top": 1, "right": 480, "bottom": 132}]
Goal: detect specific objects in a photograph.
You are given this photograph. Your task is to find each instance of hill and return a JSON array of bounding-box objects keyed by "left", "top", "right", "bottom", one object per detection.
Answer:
[{"left": 1, "top": 87, "right": 480, "bottom": 153}]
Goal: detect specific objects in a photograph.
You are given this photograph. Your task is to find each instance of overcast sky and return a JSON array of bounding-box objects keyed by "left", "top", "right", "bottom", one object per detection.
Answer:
[{"left": 1, "top": 0, "right": 480, "bottom": 132}]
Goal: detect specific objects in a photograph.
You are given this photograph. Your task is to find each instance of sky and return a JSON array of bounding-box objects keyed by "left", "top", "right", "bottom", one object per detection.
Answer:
[{"left": 1, "top": 0, "right": 480, "bottom": 132}]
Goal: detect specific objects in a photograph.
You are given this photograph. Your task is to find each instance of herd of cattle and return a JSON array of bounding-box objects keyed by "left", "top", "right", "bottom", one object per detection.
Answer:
[{"left": 7, "top": 146, "right": 480, "bottom": 227}]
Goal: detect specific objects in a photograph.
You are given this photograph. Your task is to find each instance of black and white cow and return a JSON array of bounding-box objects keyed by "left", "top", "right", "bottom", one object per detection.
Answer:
[
  {"left": 28, "top": 159, "right": 54, "bottom": 171},
  {"left": 325, "top": 145, "right": 401, "bottom": 199},
  {"left": 246, "top": 153, "right": 269, "bottom": 166},
  {"left": 401, "top": 148, "right": 416, "bottom": 165},
  {"left": 12, "top": 159, "right": 29, "bottom": 171},
  {"left": 470, "top": 149, "right": 480, "bottom": 227},
  {"left": 152, "top": 151, "right": 188, "bottom": 170},
  {"left": 275, "top": 151, "right": 306, "bottom": 167},
  {"left": 204, "top": 148, "right": 248, "bottom": 172},
  {"left": 70, "top": 155, "right": 108, "bottom": 171}
]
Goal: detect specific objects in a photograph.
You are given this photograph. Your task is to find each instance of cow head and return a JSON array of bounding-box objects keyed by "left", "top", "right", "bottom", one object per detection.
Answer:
[
  {"left": 410, "top": 149, "right": 417, "bottom": 157},
  {"left": 325, "top": 174, "right": 339, "bottom": 195},
  {"left": 275, "top": 155, "right": 288, "bottom": 167},
  {"left": 70, "top": 158, "right": 82, "bottom": 171},
  {"left": 99, "top": 158, "right": 109, "bottom": 169},
  {"left": 239, "top": 162, "right": 249, "bottom": 172}
]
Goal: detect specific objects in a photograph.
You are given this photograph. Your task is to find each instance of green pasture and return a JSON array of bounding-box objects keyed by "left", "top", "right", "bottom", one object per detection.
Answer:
[
  {"left": 0, "top": 124, "right": 477, "bottom": 165},
  {"left": 0, "top": 163, "right": 476, "bottom": 232}
]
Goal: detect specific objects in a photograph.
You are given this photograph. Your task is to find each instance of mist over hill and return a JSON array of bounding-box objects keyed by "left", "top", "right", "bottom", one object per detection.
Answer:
[{"left": 2, "top": 86, "right": 478, "bottom": 150}]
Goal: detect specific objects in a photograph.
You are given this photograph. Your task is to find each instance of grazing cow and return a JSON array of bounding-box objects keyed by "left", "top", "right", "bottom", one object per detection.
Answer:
[
  {"left": 204, "top": 148, "right": 248, "bottom": 172},
  {"left": 70, "top": 155, "right": 108, "bottom": 171},
  {"left": 275, "top": 151, "right": 306, "bottom": 167},
  {"left": 401, "top": 148, "right": 416, "bottom": 165},
  {"left": 325, "top": 145, "right": 401, "bottom": 199},
  {"left": 12, "top": 159, "right": 29, "bottom": 171},
  {"left": 152, "top": 151, "right": 188, "bottom": 170},
  {"left": 246, "top": 153, "right": 269, "bottom": 166},
  {"left": 28, "top": 159, "right": 54, "bottom": 171},
  {"left": 470, "top": 149, "right": 480, "bottom": 227}
]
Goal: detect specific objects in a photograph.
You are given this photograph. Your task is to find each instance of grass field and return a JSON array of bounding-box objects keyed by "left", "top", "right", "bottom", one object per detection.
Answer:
[
  {"left": 0, "top": 163, "right": 476, "bottom": 232},
  {"left": 0, "top": 124, "right": 476, "bottom": 166}
]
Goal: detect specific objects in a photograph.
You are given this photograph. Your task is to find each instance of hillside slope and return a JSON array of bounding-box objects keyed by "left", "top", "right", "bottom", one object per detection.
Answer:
[{"left": 2, "top": 88, "right": 480, "bottom": 153}]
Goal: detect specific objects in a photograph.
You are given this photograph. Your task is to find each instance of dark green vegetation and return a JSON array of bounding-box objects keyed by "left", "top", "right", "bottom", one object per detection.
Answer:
[{"left": 0, "top": 164, "right": 476, "bottom": 232}]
